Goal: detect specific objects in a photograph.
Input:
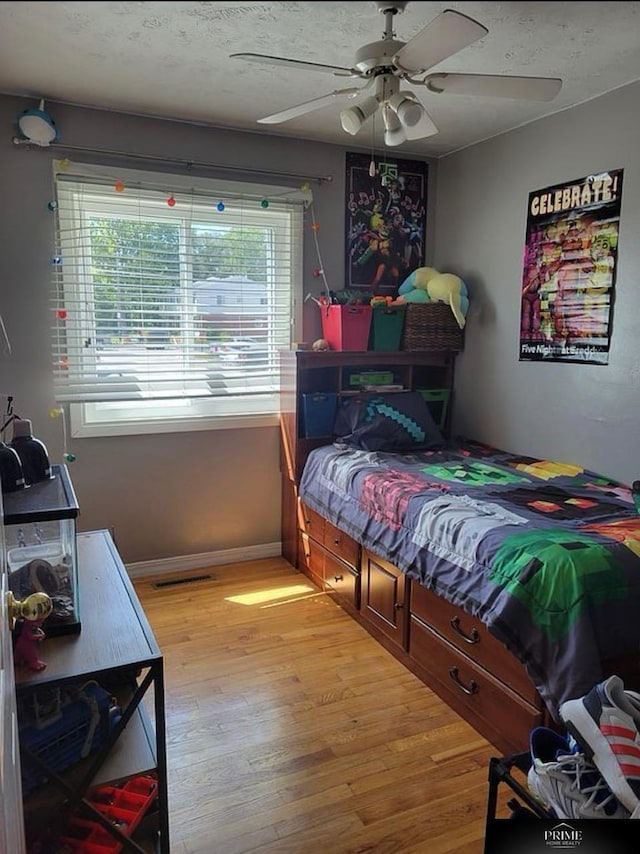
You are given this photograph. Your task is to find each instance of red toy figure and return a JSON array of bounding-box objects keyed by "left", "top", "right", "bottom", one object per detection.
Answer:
[{"left": 13, "top": 592, "right": 53, "bottom": 672}]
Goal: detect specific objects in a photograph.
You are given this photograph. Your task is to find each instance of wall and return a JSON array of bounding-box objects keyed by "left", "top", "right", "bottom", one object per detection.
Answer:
[
  {"left": 435, "top": 82, "right": 640, "bottom": 485},
  {"left": 0, "top": 94, "right": 435, "bottom": 563}
]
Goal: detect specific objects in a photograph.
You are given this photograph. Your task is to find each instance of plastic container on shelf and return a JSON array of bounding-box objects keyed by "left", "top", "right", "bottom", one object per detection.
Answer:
[
  {"left": 320, "top": 304, "right": 372, "bottom": 351},
  {"left": 417, "top": 388, "right": 451, "bottom": 430},
  {"left": 301, "top": 392, "right": 338, "bottom": 438},
  {"left": 369, "top": 304, "right": 406, "bottom": 351},
  {"left": 57, "top": 775, "right": 159, "bottom": 853},
  {"left": 18, "top": 681, "right": 119, "bottom": 796}
]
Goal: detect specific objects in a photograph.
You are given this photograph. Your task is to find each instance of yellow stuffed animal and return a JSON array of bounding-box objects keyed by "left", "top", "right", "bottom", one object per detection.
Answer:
[{"left": 397, "top": 267, "right": 469, "bottom": 329}]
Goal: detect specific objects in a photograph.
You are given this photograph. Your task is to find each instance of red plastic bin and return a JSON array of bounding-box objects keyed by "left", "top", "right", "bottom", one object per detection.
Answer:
[
  {"left": 56, "top": 775, "right": 158, "bottom": 854},
  {"left": 321, "top": 304, "right": 372, "bottom": 351}
]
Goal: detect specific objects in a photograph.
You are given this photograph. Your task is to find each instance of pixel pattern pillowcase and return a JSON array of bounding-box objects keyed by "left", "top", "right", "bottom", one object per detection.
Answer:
[{"left": 333, "top": 391, "right": 445, "bottom": 452}]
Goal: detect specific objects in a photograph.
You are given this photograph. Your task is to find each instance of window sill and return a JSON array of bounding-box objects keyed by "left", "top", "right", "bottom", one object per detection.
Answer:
[{"left": 70, "top": 406, "right": 279, "bottom": 438}]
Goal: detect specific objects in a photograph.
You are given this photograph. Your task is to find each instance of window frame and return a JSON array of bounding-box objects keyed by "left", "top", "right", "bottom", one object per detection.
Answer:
[{"left": 53, "top": 162, "right": 304, "bottom": 437}]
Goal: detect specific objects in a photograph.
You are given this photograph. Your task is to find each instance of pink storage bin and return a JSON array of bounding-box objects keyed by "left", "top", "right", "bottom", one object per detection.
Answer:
[{"left": 321, "top": 304, "right": 372, "bottom": 351}]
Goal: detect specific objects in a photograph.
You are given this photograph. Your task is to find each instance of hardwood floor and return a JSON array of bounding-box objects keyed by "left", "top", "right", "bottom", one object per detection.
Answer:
[{"left": 133, "top": 558, "right": 519, "bottom": 854}]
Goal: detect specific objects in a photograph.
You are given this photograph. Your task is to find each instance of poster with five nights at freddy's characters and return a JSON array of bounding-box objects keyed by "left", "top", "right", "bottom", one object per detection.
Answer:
[
  {"left": 519, "top": 169, "right": 623, "bottom": 365},
  {"left": 345, "top": 152, "right": 428, "bottom": 298}
]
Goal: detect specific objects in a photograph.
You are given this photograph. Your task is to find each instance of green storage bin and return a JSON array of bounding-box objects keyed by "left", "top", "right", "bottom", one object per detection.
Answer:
[
  {"left": 370, "top": 305, "right": 406, "bottom": 351},
  {"left": 417, "top": 388, "right": 451, "bottom": 430}
]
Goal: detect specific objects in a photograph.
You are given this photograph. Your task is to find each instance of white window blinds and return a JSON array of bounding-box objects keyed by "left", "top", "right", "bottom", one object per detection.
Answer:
[{"left": 52, "top": 163, "right": 304, "bottom": 417}]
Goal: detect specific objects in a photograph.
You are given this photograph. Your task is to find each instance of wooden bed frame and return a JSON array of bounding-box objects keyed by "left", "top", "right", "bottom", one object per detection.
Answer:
[{"left": 279, "top": 349, "right": 638, "bottom": 755}]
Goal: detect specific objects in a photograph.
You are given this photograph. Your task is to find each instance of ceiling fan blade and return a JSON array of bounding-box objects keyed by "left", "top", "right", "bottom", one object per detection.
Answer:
[
  {"left": 403, "top": 105, "right": 439, "bottom": 141},
  {"left": 230, "top": 53, "right": 357, "bottom": 77},
  {"left": 257, "top": 88, "right": 362, "bottom": 124},
  {"left": 393, "top": 9, "right": 488, "bottom": 74},
  {"left": 424, "top": 73, "right": 562, "bottom": 101}
]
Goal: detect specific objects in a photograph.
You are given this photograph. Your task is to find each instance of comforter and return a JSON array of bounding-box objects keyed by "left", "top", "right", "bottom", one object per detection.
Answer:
[{"left": 299, "top": 439, "right": 640, "bottom": 714}]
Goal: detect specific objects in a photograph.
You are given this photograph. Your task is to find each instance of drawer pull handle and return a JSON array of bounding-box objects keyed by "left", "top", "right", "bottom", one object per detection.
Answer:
[
  {"left": 333, "top": 537, "right": 341, "bottom": 545},
  {"left": 394, "top": 602, "right": 403, "bottom": 611},
  {"left": 449, "top": 666, "right": 478, "bottom": 696},
  {"left": 450, "top": 616, "right": 480, "bottom": 645},
  {"left": 333, "top": 574, "right": 343, "bottom": 583}
]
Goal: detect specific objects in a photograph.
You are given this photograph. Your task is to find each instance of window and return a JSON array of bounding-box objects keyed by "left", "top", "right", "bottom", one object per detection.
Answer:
[{"left": 52, "top": 163, "right": 305, "bottom": 436}]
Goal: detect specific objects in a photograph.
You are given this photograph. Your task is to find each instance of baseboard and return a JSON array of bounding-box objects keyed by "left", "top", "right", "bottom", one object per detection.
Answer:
[{"left": 126, "top": 541, "right": 283, "bottom": 579}]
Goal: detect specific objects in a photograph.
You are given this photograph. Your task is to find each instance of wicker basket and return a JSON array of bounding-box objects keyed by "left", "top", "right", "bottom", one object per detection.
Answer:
[{"left": 401, "top": 303, "right": 464, "bottom": 351}]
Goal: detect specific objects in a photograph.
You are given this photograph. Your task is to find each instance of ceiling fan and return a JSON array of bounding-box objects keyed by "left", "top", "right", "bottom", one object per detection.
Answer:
[{"left": 231, "top": 2, "right": 562, "bottom": 146}]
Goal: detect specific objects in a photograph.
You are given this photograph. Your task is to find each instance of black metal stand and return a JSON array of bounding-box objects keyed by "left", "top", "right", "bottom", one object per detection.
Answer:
[{"left": 485, "top": 752, "right": 552, "bottom": 832}]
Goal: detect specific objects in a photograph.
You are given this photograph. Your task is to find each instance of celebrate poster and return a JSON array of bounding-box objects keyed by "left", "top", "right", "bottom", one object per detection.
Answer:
[
  {"left": 519, "top": 169, "right": 623, "bottom": 364},
  {"left": 345, "top": 152, "right": 428, "bottom": 297}
]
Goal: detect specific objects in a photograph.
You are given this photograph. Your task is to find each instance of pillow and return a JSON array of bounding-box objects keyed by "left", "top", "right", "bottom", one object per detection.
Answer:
[{"left": 333, "top": 391, "right": 444, "bottom": 452}]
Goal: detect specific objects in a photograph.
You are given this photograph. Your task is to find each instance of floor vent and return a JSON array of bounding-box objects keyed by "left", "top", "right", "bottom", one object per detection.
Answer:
[{"left": 153, "top": 574, "right": 213, "bottom": 589}]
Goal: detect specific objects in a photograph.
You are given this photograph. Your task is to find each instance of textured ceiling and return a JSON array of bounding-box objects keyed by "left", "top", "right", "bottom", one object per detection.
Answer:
[{"left": 1, "top": 1, "right": 640, "bottom": 157}]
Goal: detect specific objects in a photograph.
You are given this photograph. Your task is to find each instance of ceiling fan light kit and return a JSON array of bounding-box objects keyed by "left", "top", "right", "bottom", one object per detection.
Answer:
[
  {"left": 233, "top": 2, "right": 563, "bottom": 147},
  {"left": 388, "top": 92, "right": 422, "bottom": 128},
  {"left": 382, "top": 104, "right": 406, "bottom": 147},
  {"left": 340, "top": 96, "right": 379, "bottom": 136}
]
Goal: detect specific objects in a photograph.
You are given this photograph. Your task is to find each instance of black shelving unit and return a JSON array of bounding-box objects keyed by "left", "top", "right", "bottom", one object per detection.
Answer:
[
  {"left": 485, "top": 752, "right": 552, "bottom": 829},
  {"left": 14, "top": 530, "right": 169, "bottom": 853}
]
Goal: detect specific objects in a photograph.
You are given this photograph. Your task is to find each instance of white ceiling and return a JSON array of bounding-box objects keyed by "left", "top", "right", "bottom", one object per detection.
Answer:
[{"left": 1, "top": 1, "right": 640, "bottom": 158}]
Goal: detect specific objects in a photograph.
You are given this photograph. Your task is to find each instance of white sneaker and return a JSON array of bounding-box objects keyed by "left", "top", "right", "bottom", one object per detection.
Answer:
[
  {"left": 560, "top": 675, "right": 640, "bottom": 815},
  {"left": 527, "top": 726, "right": 628, "bottom": 819}
]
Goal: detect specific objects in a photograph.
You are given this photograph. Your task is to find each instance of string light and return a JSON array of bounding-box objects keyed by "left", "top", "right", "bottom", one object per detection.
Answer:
[
  {"left": 55, "top": 309, "right": 67, "bottom": 320},
  {"left": 216, "top": 201, "right": 225, "bottom": 212},
  {"left": 47, "top": 200, "right": 58, "bottom": 212},
  {"left": 50, "top": 406, "right": 76, "bottom": 463},
  {"left": 58, "top": 158, "right": 70, "bottom": 171},
  {"left": 167, "top": 194, "right": 176, "bottom": 207},
  {"left": 309, "top": 201, "right": 330, "bottom": 295},
  {"left": 260, "top": 199, "right": 269, "bottom": 208},
  {"left": 114, "top": 180, "right": 125, "bottom": 193}
]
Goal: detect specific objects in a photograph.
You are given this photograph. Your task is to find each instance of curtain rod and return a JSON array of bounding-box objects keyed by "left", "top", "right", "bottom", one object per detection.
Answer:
[{"left": 12, "top": 138, "right": 333, "bottom": 185}]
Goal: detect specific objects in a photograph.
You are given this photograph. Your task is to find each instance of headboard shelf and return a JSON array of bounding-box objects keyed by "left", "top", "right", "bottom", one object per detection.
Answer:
[{"left": 279, "top": 349, "right": 458, "bottom": 484}]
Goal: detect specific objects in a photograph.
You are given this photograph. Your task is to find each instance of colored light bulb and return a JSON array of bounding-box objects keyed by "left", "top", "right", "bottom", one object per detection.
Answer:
[
  {"left": 114, "top": 180, "right": 125, "bottom": 193},
  {"left": 167, "top": 195, "right": 176, "bottom": 207},
  {"left": 260, "top": 199, "right": 269, "bottom": 208},
  {"left": 301, "top": 182, "right": 311, "bottom": 192},
  {"left": 216, "top": 201, "right": 225, "bottom": 212},
  {"left": 64, "top": 452, "right": 76, "bottom": 462},
  {"left": 56, "top": 309, "right": 67, "bottom": 320},
  {"left": 48, "top": 200, "right": 58, "bottom": 212},
  {"left": 52, "top": 256, "right": 63, "bottom": 265},
  {"left": 311, "top": 222, "right": 320, "bottom": 232},
  {"left": 59, "top": 158, "right": 70, "bottom": 171}
]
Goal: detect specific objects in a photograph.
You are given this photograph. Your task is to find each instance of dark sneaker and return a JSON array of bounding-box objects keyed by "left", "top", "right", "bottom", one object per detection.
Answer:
[
  {"left": 527, "top": 726, "right": 628, "bottom": 818},
  {"left": 560, "top": 675, "right": 640, "bottom": 816}
]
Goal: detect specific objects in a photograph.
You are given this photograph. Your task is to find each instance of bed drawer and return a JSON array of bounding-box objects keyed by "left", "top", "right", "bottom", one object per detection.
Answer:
[
  {"left": 298, "top": 501, "right": 326, "bottom": 542},
  {"left": 298, "top": 532, "right": 324, "bottom": 589},
  {"left": 324, "top": 551, "right": 360, "bottom": 610},
  {"left": 410, "top": 583, "right": 538, "bottom": 705},
  {"left": 409, "top": 614, "right": 543, "bottom": 750},
  {"left": 324, "top": 520, "right": 359, "bottom": 569}
]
